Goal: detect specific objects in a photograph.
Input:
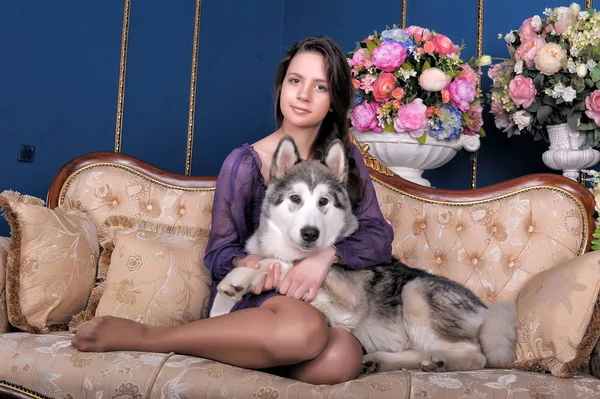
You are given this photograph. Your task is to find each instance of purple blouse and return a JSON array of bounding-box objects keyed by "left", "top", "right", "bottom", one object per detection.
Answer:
[{"left": 203, "top": 143, "right": 394, "bottom": 312}]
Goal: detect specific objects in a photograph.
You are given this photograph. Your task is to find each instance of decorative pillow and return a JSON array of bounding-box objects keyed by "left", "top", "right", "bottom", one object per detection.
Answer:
[
  {"left": 71, "top": 216, "right": 211, "bottom": 330},
  {"left": 513, "top": 250, "right": 600, "bottom": 377},
  {"left": 0, "top": 190, "right": 99, "bottom": 333}
]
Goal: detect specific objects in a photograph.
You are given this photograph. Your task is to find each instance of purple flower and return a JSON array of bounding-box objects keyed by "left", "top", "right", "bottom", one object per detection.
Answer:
[
  {"left": 371, "top": 41, "right": 407, "bottom": 72},
  {"left": 448, "top": 78, "right": 476, "bottom": 112}
]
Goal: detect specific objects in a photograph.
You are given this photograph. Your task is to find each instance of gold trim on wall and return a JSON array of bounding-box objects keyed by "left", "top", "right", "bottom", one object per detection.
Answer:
[
  {"left": 401, "top": 0, "right": 407, "bottom": 28},
  {"left": 586, "top": 0, "right": 592, "bottom": 9},
  {"left": 114, "top": 0, "right": 131, "bottom": 153},
  {"left": 471, "top": 0, "right": 485, "bottom": 189},
  {"left": 185, "top": 0, "right": 202, "bottom": 176}
]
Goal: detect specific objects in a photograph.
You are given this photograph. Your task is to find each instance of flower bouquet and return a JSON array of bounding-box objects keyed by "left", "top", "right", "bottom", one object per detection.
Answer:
[
  {"left": 489, "top": 3, "right": 600, "bottom": 148},
  {"left": 347, "top": 26, "right": 489, "bottom": 186},
  {"left": 348, "top": 25, "right": 488, "bottom": 142}
]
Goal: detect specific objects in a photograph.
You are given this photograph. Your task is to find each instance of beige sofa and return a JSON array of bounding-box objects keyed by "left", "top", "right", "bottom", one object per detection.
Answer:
[{"left": 1, "top": 149, "right": 600, "bottom": 399}]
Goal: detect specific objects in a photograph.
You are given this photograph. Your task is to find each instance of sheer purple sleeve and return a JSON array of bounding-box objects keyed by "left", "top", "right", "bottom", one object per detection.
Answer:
[
  {"left": 203, "top": 147, "right": 259, "bottom": 282},
  {"left": 334, "top": 145, "right": 394, "bottom": 269}
]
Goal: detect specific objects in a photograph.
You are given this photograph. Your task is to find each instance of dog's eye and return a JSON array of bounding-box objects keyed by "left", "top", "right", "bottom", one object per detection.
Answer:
[
  {"left": 289, "top": 194, "right": 301, "bottom": 204},
  {"left": 319, "top": 198, "right": 329, "bottom": 206}
]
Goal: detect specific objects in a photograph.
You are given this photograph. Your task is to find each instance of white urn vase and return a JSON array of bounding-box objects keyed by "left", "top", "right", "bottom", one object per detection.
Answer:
[
  {"left": 351, "top": 129, "right": 481, "bottom": 187},
  {"left": 541, "top": 123, "right": 600, "bottom": 181}
]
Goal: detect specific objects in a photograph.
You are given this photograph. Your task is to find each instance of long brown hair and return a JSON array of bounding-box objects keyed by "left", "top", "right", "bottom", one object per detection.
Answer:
[{"left": 273, "top": 36, "right": 363, "bottom": 207}]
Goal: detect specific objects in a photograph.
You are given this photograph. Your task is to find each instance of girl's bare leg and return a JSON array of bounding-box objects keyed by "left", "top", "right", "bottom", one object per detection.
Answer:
[{"left": 72, "top": 296, "right": 329, "bottom": 369}]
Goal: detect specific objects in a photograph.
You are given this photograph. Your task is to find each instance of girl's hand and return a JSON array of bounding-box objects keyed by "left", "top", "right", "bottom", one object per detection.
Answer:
[
  {"left": 232, "top": 255, "right": 282, "bottom": 295},
  {"left": 279, "top": 247, "right": 337, "bottom": 303}
]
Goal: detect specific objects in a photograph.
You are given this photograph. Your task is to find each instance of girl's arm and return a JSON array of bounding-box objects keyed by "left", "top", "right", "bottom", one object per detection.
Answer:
[
  {"left": 203, "top": 148, "right": 259, "bottom": 282},
  {"left": 333, "top": 145, "right": 394, "bottom": 270}
]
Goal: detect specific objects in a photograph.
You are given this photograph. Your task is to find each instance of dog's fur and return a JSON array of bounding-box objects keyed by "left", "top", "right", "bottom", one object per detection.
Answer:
[{"left": 210, "top": 136, "right": 517, "bottom": 373}]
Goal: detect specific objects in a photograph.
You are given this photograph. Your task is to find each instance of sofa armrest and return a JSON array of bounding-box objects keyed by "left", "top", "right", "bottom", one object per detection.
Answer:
[{"left": 0, "top": 237, "right": 8, "bottom": 333}]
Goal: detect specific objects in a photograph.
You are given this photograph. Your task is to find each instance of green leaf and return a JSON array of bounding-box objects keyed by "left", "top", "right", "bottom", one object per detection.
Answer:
[
  {"left": 593, "top": 231, "right": 600, "bottom": 238},
  {"left": 383, "top": 124, "right": 395, "bottom": 133},
  {"left": 591, "top": 66, "right": 600, "bottom": 82},
  {"left": 579, "top": 122, "right": 597, "bottom": 131},
  {"left": 366, "top": 42, "right": 377, "bottom": 53},
  {"left": 568, "top": 112, "right": 582, "bottom": 132},
  {"left": 422, "top": 60, "right": 431, "bottom": 70},
  {"left": 478, "top": 127, "right": 486, "bottom": 137},
  {"left": 534, "top": 74, "right": 545, "bottom": 91},
  {"left": 542, "top": 95, "right": 557, "bottom": 106},
  {"left": 537, "top": 105, "right": 553, "bottom": 124},
  {"left": 586, "top": 78, "right": 595, "bottom": 87},
  {"left": 417, "top": 132, "right": 427, "bottom": 144},
  {"left": 525, "top": 100, "right": 541, "bottom": 113}
]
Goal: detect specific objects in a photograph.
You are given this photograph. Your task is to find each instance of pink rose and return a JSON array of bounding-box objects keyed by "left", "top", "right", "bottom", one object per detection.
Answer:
[
  {"left": 393, "top": 98, "right": 429, "bottom": 137},
  {"left": 419, "top": 67, "right": 450, "bottom": 92},
  {"left": 459, "top": 65, "right": 478, "bottom": 84},
  {"left": 405, "top": 25, "right": 431, "bottom": 44},
  {"left": 586, "top": 90, "right": 600, "bottom": 125},
  {"left": 373, "top": 73, "right": 397, "bottom": 102},
  {"left": 447, "top": 78, "right": 476, "bottom": 112},
  {"left": 520, "top": 18, "right": 538, "bottom": 42},
  {"left": 509, "top": 75, "right": 536, "bottom": 108},
  {"left": 351, "top": 101, "right": 382, "bottom": 132},
  {"left": 351, "top": 48, "right": 371, "bottom": 68},
  {"left": 372, "top": 41, "right": 407, "bottom": 72},
  {"left": 432, "top": 33, "right": 455, "bottom": 56},
  {"left": 515, "top": 36, "right": 546, "bottom": 67}
]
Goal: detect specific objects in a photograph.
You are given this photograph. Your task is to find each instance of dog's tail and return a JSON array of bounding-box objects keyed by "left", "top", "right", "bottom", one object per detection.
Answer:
[{"left": 478, "top": 301, "right": 517, "bottom": 368}]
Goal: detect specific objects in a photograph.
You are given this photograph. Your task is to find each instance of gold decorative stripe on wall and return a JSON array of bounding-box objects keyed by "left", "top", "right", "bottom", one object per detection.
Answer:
[
  {"left": 114, "top": 0, "right": 131, "bottom": 153},
  {"left": 586, "top": 0, "right": 592, "bottom": 9},
  {"left": 401, "top": 0, "right": 407, "bottom": 28},
  {"left": 471, "top": 0, "right": 485, "bottom": 189},
  {"left": 185, "top": 0, "right": 202, "bottom": 176}
]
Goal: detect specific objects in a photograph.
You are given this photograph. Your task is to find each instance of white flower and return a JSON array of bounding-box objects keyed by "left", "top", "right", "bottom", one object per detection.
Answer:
[
  {"left": 513, "top": 110, "right": 534, "bottom": 130},
  {"left": 569, "top": 3, "right": 581, "bottom": 16},
  {"left": 562, "top": 86, "right": 577, "bottom": 103},
  {"left": 567, "top": 59, "right": 577, "bottom": 73},
  {"left": 571, "top": 47, "right": 580, "bottom": 57},
  {"left": 477, "top": 55, "right": 492, "bottom": 66},
  {"left": 498, "top": 33, "right": 503, "bottom": 39},
  {"left": 588, "top": 60, "right": 598, "bottom": 69},
  {"left": 577, "top": 64, "right": 588, "bottom": 77},
  {"left": 504, "top": 32, "right": 516, "bottom": 43},
  {"left": 579, "top": 11, "right": 590, "bottom": 20},
  {"left": 544, "top": 8, "right": 553, "bottom": 16},
  {"left": 514, "top": 60, "right": 523, "bottom": 74},
  {"left": 531, "top": 15, "right": 542, "bottom": 31}
]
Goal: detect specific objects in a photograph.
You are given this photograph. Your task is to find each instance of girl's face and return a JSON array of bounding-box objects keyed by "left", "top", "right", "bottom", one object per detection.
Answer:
[{"left": 279, "top": 51, "right": 331, "bottom": 131}]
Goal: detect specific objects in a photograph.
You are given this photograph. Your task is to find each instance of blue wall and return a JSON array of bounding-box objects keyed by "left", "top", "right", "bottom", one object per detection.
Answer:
[{"left": 0, "top": 0, "right": 594, "bottom": 237}]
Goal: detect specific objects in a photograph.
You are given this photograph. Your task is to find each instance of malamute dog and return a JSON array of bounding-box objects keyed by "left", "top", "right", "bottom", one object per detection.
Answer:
[{"left": 210, "top": 136, "right": 517, "bottom": 373}]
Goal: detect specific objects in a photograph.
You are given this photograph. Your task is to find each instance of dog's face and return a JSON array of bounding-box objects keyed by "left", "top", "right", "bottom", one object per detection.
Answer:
[{"left": 264, "top": 136, "right": 359, "bottom": 253}]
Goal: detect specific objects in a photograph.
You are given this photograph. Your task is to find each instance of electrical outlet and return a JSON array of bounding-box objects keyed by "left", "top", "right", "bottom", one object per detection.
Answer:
[{"left": 17, "top": 145, "right": 35, "bottom": 163}]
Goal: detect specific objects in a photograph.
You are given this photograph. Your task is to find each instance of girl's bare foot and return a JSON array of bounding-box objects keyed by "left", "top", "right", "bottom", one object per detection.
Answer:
[{"left": 71, "top": 316, "right": 156, "bottom": 352}]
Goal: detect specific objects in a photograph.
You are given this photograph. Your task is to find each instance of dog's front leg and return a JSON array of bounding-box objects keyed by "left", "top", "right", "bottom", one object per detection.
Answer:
[{"left": 209, "top": 293, "right": 236, "bottom": 318}]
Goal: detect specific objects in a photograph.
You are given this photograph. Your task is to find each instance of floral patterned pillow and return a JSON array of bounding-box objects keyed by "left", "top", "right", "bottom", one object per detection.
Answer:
[
  {"left": 513, "top": 250, "right": 600, "bottom": 377},
  {"left": 0, "top": 190, "right": 99, "bottom": 333},
  {"left": 70, "top": 216, "right": 211, "bottom": 330}
]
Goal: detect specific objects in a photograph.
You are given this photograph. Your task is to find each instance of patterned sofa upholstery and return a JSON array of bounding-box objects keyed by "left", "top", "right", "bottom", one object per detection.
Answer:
[{"left": 0, "top": 150, "right": 599, "bottom": 398}]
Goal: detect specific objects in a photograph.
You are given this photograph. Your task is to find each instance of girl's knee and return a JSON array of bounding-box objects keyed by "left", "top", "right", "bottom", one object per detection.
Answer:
[{"left": 266, "top": 299, "right": 329, "bottom": 364}]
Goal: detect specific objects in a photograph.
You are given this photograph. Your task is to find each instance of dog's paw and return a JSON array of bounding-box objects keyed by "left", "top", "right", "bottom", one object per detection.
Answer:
[
  {"left": 420, "top": 356, "right": 446, "bottom": 372},
  {"left": 217, "top": 268, "right": 262, "bottom": 300},
  {"left": 360, "top": 354, "right": 380, "bottom": 375}
]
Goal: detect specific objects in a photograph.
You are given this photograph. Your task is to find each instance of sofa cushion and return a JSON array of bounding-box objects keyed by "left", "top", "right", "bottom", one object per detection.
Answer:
[
  {"left": 71, "top": 216, "right": 212, "bottom": 330},
  {"left": 1, "top": 332, "right": 599, "bottom": 398},
  {"left": 513, "top": 250, "right": 600, "bottom": 377},
  {"left": 0, "top": 332, "right": 410, "bottom": 399},
  {"left": 0, "top": 191, "right": 99, "bottom": 333},
  {"left": 373, "top": 180, "right": 586, "bottom": 306}
]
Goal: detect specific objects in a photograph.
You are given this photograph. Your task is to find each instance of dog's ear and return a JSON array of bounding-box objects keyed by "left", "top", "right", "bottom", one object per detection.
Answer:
[
  {"left": 270, "top": 136, "right": 300, "bottom": 181},
  {"left": 324, "top": 139, "right": 348, "bottom": 183}
]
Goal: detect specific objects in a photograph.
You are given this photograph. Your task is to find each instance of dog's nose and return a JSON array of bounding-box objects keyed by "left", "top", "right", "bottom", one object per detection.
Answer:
[{"left": 300, "top": 226, "right": 320, "bottom": 243}]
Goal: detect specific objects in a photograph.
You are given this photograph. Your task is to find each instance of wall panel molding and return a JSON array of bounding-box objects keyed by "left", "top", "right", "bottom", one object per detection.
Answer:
[
  {"left": 114, "top": 0, "right": 131, "bottom": 153},
  {"left": 401, "top": 0, "right": 407, "bottom": 28},
  {"left": 471, "top": 0, "right": 485, "bottom": 189},
  {"left": 185, "top": 0, "right": 202, "bottom": 176}
]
